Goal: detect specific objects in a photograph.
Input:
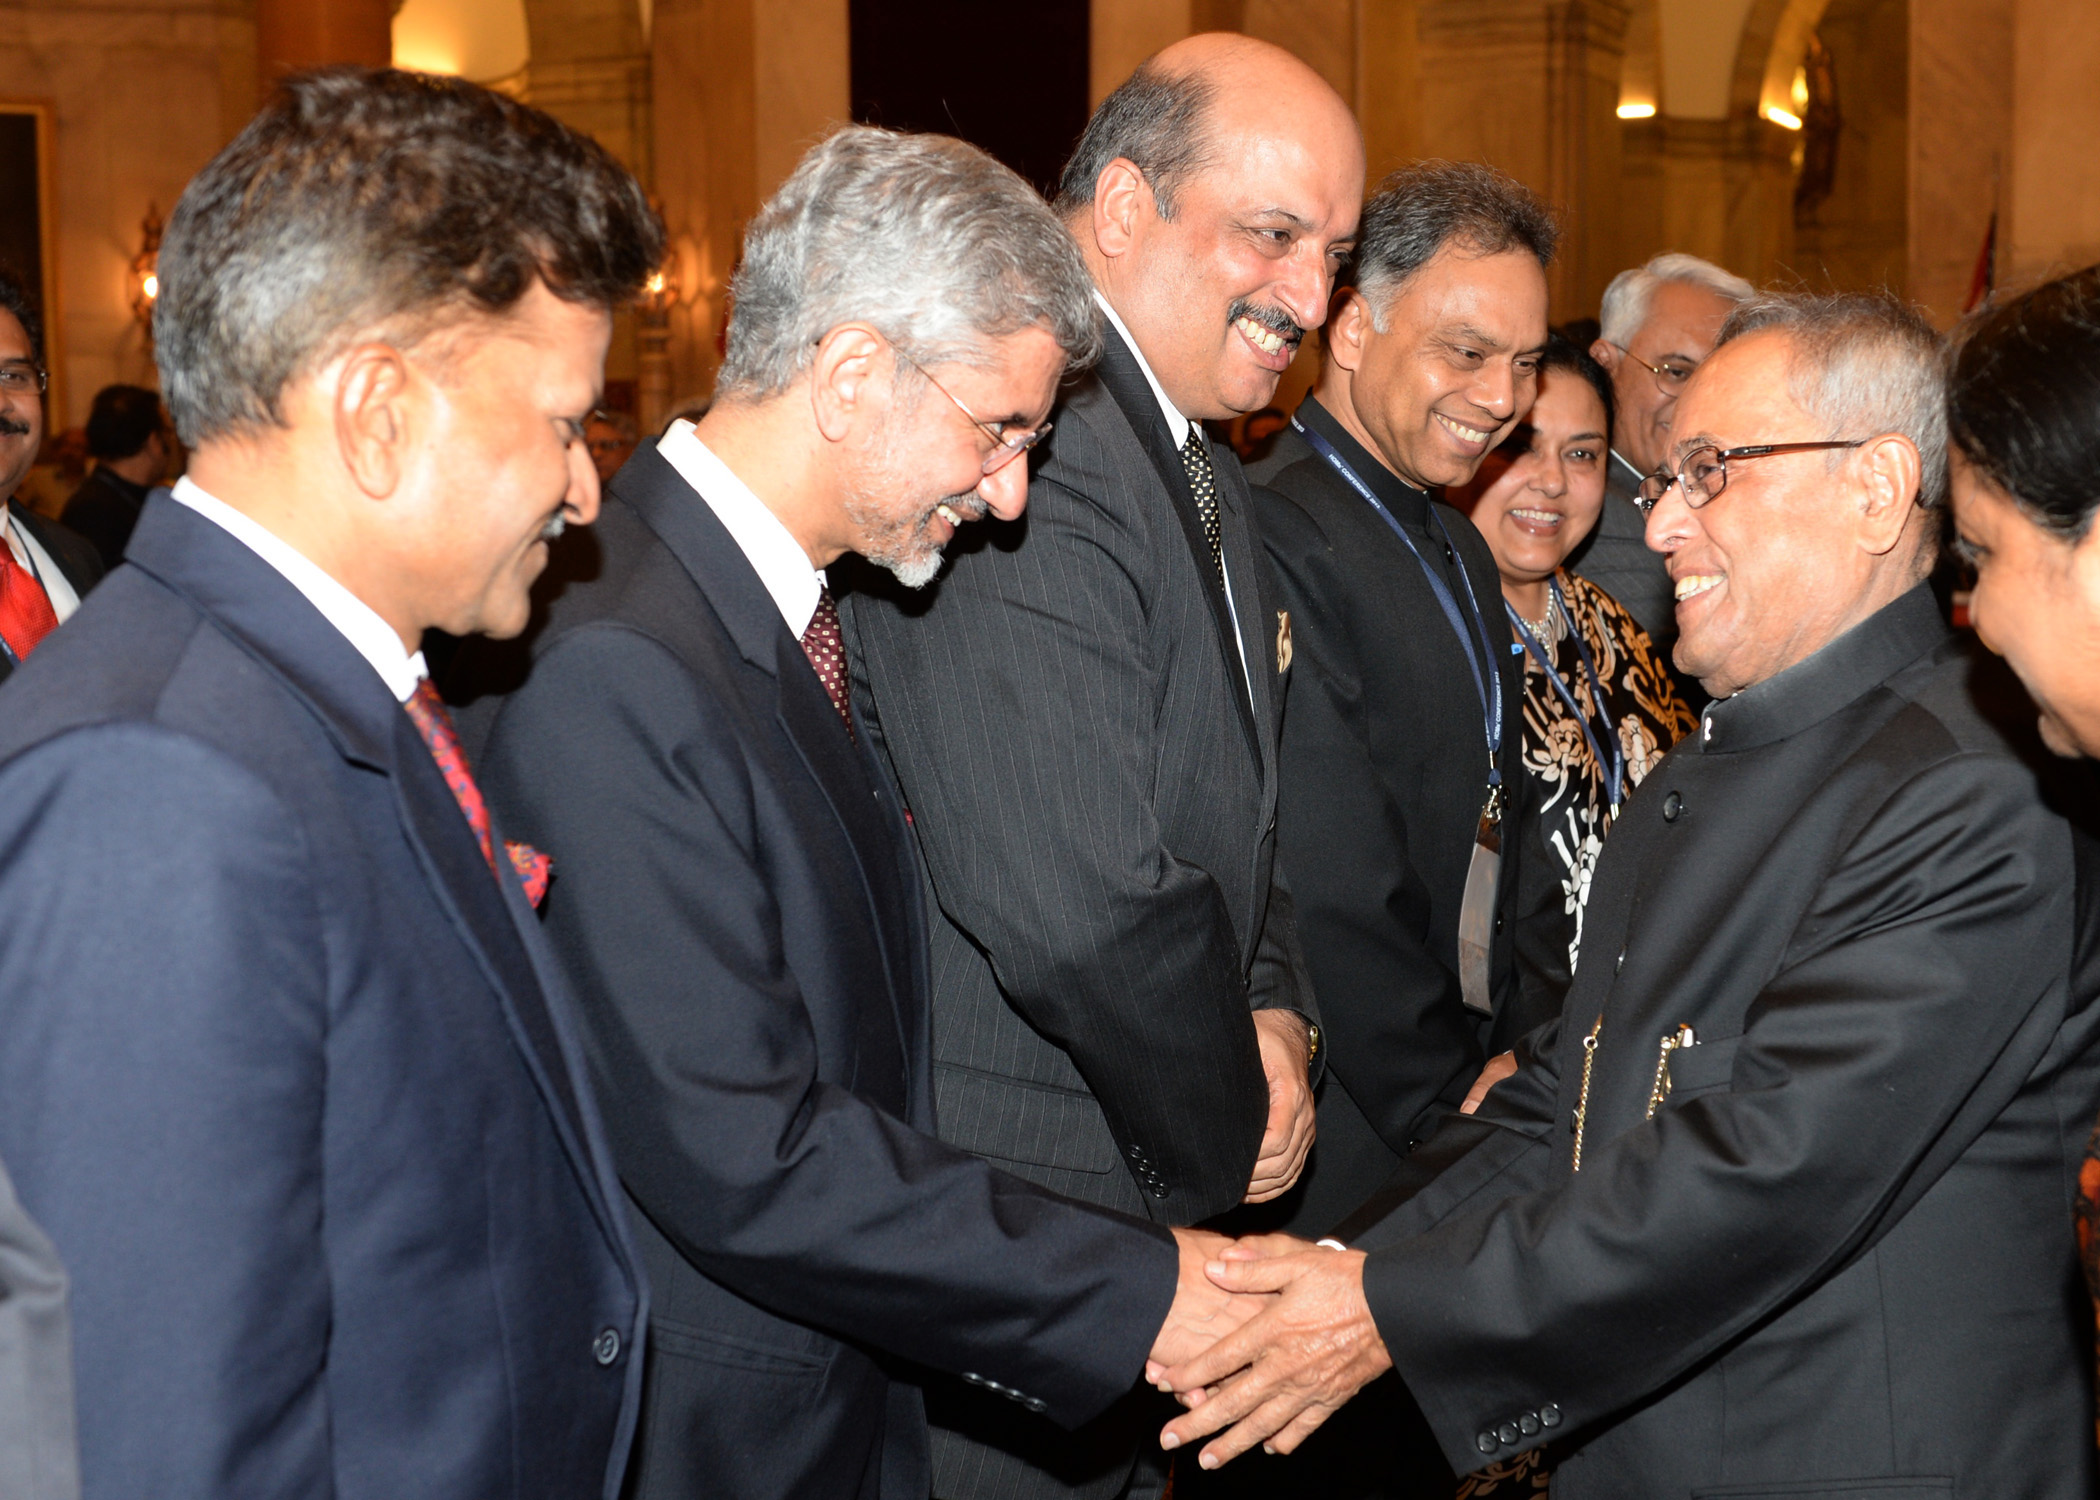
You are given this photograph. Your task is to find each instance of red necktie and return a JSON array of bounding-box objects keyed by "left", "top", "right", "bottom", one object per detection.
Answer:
[
  {"left": 0, "top": 532, "right": 60, "bottom": 662},
  {"left": 403, "top": 679, "right": 553, "bottom": 907},
  {"left": 801, "top": 587, "right": 856, "bottom": 742}
]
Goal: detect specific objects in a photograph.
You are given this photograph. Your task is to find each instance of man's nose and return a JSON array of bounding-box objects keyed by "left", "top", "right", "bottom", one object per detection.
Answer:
[
  {"left": 1277, "top": 248, "right": 1335, "bottom": 333},
  {"left": 566, "top": 441, "right": 604, "bottom": 526},
  {"left": 1643, "top": 477, "right": 1692, "bottom": 553},
  {"left": 977, "top": 455, "right": 1029, "bottom": 521},
  {"left": 1472, "top": 363, "right": 1519, "bottom": 421}
]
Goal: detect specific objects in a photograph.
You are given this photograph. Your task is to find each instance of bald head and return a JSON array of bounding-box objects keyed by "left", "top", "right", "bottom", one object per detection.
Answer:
[{"left": 1061, "top": 33, "right": 1364, "bottom": 419}]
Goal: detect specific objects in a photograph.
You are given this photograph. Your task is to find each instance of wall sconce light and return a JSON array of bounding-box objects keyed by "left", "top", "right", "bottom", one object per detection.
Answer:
[
  {"left": 129, "top": 204, "right": 164, "bottom": 334},
  {"left": 1616, "top": 101, "right": 1657, "bottom": 120},
  {"left": 1762, "top": 104, "right": 1804, "bottom": 131}
]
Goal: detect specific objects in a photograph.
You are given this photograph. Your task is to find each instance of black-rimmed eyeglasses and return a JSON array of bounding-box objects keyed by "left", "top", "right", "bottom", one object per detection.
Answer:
[
  {"left": 893, "top": 349, "right": 1051, "bottom": 476},
  {"left": 1636, "top": 440, "right": 1867, "bottom": 513}
]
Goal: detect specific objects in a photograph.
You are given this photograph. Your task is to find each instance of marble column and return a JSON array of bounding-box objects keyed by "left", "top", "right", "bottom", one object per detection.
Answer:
[
  {"left": 254, "top": 0, "right": 391, "bottom": 88},
  {"left": 651, "top": 0, "right": 849, "bottom": 414},
  {"left": 1618, "top": 113, "right": 1795, "bottom": 287},
  {"left": 2004, "top": 0, "right": 2100, "bottom": 286},
  {"left": 1907, "top": 0, "right": 2009, "bottom": 324}
]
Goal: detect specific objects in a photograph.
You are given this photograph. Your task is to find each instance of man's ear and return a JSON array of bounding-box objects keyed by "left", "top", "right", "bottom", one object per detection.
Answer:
[
  {"left": 808, "top": 324, "right": 888, "bottom": 444},
  {"left": 1853, "top": 431, "right": 1924, "bottom": 557},
  {"left": 1090, "top": 158, "right": 1152, "bottom": 263},
  {"left": 333, "top": 343, "right": 414, "bottom": 500},
  {"left": 1325, "top": 290, "right": 1372, "bottom": 375},
  {"left": 1589, "top": 338, "right": 1620, "bottom": 373}
]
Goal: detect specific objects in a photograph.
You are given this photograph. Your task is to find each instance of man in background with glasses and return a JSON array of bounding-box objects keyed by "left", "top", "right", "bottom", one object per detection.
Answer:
[
  {"left": 452, "top": 127, "right": 1266, "bottom": 1500},
  {"left": 1147, "top": 291, "right": 2100, "bottom": 1500},
  {"left": 0, "top": 270, "right": 103, "bottom": 688},
  {"left": 1576, "top": 254, "right": 1753, "bottom": 664}
]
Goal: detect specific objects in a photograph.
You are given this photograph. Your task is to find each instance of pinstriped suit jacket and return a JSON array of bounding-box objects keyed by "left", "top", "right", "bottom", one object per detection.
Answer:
[{"left": 841, "top": 328, "right": 1314, "bottom": 1235}]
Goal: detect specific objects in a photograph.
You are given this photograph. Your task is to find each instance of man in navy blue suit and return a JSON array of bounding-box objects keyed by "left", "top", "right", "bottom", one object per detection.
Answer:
[
  {"left": 0, "top": 69, "right": 662, "bottom": 1498},
  {"left": 452, "top": 127, "right": 1267, "bottom": 1500}
]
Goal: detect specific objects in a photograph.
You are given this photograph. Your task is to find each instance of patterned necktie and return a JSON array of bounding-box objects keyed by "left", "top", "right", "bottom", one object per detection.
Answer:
[
  {"left": 800, "top": 586, "right": 856, "bottom": 742},
  {"left": 0, "top": 529, "right": 60, "bottom": 662},
  {"left": 1180, "top": 426, "right": 1226, "bottom": 585},
  {"left": 403, "top": 679, "right": 553, "bottom": 907}
]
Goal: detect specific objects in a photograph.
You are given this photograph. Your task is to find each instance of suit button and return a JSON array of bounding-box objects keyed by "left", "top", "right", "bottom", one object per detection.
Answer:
[
  {"left": 1494, "top": 914, "right": 1504, "bottom": 934},
  {"left": 1475, "top": 1430, "right": 1498, "bottom": 1454},
  {"left": 1662, "top": 790, "right": 1683, "bottom": 822},
  {"left": 1149, "top": 1182, "right": 1170, "bottom": 1198},
  {"left": 1025, "top": 1397, "right": 1048, "bottom": 1414},
  {"left": 1519, "top": 1411, "right": 1540, "bottom": 1436},
  {"left": 1615, "top": 949, "right": 1625, "bottom": 972},
  {"left": 1539, "top": 1402, "right": 1562, "bottom": 1428},
  {"left": 593, "top": 1328, "right": 622, "bottom": 1365},
  {"left": 1497, "top": 1421, "right": 1519, "bottom": 1446}
]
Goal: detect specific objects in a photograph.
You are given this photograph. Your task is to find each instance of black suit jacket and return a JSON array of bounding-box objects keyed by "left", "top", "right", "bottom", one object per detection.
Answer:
[
  {"left": 1251, "top": 395, "right": 1534, "bottom": 1235},
  {"left": 0, "top": 504, "right": 104, "bottom": 685},
  {"left": 59, "top": 468, "right": 150, "bottom": 572},
  {"left": 0, "top": 494, "right": 645, "bottom": 1498},
  {"left": 1346, "top": 586, "right": 2100, "bottom": 1495},
  {"left": 452, "top": 446, "right": 1178, "bottom": 1500}
]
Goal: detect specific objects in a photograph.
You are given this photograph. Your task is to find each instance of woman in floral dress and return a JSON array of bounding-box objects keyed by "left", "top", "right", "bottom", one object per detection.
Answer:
[{"left": 1449, "top": 335, "right": 1695, "bottom": 1032}]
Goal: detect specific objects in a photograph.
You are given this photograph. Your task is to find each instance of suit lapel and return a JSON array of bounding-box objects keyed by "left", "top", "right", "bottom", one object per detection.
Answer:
[
  {"left": 1090, "top": 333, "right": 1264, "bottom": 770},
  {"left": 615, "top": 451, "right": 920, "bottom": 1095},
  {"left": 120, "top": 497, "right": 628, "bottom": 1256}
]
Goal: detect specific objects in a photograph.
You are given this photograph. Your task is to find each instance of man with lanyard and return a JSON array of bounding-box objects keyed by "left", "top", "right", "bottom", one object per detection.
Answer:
[
  {"left": 0, "top": 272, "right": 103, "bottom": 684},
  {"left": 1232, "top": 161, "right": 1552, "bottom": 1499}
]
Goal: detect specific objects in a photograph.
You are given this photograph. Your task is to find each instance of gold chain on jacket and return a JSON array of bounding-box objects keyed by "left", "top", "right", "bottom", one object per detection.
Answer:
[
  {"left": 1571, "top": 1016, "right": 1604, "bottom": 1172},
  {"left": 1572, "top": 1019, "right": 1697, "bottom": 1171}
]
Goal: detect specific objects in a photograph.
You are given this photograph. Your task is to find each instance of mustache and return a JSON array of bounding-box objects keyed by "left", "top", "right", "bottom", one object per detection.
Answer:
[
  {"left": 1227, "top": 298, "right": 1306, "bottom": 347},
  {"left": 0, "top": 416, "right": 30, "bottom": 438}
]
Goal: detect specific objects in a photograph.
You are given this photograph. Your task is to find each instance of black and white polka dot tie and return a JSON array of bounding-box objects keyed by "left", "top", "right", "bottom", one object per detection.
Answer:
[
  {"left": 1180, "top": 426, "right": 1226, "bottom": 585},
  {"left": 800, "top": 586, "right": 855, "bottom": 743}
]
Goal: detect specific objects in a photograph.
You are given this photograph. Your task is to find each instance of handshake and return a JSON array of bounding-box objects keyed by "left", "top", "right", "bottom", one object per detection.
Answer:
[{"left": 1143, "top": 1228, "right": 1395, "bottom": 1471}]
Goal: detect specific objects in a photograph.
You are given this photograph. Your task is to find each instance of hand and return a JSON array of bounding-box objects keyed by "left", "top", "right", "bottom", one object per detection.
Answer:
[
  {"left": 1149, "top": 1228, "right": 1271, "bottom": 1371},
  {"left": 1245, "top": 1010, "right": 1316, "bottom": 1203},
  {"left": 1460, "top": 1051, "right": 1516, "bottom": 1115},
  {"left": 1153, "top": 1241, "right": 1392, "bottom": 1470}
]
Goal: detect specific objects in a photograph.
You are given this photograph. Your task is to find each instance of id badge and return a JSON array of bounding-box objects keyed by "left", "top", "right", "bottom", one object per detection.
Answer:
[{"left": 1455, "top": 791, "right": 1503, "bottom": 1017}]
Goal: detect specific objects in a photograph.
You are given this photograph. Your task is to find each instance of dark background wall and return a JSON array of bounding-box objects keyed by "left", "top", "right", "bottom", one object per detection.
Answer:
[{"left": 849, "top": 0, "right": 1090, "bottom": 196}]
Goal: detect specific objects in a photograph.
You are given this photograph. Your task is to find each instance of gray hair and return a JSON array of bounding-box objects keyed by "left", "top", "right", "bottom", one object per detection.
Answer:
[
  {"left": 1718, "top": 291, "right": 1949, "bottom": 513},
  {"left": 1054, "top": 62, "right": 1217, "bottom": 221},
  {"left": 1351, "top": 161, "right": 1558, "bottom": 331},
  {"left": 716, "top": 126, "right": 1100, "bottom": 401},
  {"left": 1597, "top": 253, "right": 1755, "bottom": 347}
]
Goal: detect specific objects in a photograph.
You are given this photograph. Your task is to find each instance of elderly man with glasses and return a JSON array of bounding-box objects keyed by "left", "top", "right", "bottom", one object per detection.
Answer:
[
  {"left": 1574, "top": 253, "right": 1753, "bottom": 665},
  {"left": 1145, "top": 291, "right": 2100, "bottom": 1500}
]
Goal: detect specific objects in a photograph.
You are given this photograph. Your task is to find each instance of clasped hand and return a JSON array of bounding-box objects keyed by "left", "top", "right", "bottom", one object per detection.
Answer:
[{"left": 1148, "top": 1232, "right": 1391, "bottom": 1471}]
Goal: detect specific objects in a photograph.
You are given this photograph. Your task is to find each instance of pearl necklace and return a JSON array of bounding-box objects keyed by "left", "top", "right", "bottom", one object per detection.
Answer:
[{"left": 1516, "top": 591, "right": 1560, "bottom": 646}]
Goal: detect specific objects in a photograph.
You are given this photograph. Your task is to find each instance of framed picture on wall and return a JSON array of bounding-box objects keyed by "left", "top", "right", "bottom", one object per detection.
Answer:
[{"left": 0, "top": 100, "right": 63, "bottom": 430}]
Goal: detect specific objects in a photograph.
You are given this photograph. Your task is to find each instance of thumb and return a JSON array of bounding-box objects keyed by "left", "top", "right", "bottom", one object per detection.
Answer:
[{"left": 1205, "top": 1253, "right": 1302, "bottom": 1294}]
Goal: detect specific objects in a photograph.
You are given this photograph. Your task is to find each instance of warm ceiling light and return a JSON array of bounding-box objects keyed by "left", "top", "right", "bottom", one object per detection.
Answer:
[
  {"left": 1763, "top": 105, "right": 1803, "bottom": 131},
  {"left": 1616, "top": 102, "right": 1657, "bottom": 120}
]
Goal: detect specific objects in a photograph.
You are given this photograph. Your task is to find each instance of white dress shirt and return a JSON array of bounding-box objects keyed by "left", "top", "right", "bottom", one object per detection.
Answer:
[
  {"left": 1092, "top": 291, "right": 1254, "bottom": 700},
  {"left": 656, "top": 419, "right": 827, "bottom": 638},
  {"left": 1, "top": 503, "right": 80, "bottom": 623},
  {"left": 170, "top": 476, "right": 427, "bottom": 703}
]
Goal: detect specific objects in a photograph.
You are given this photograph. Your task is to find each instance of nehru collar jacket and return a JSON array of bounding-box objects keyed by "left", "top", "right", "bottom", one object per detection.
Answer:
[{"left": 1347, "top": 582, "right": 2100, "bottom": 1498}]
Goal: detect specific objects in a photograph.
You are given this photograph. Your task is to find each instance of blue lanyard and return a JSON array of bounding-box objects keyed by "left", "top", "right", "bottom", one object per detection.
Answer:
[
  {"left": 1293, "top": 417, "right": 1502, "bottom": 789},
  {"left": 1507, "top": 577, "right": 1626, "bottom": 814}
]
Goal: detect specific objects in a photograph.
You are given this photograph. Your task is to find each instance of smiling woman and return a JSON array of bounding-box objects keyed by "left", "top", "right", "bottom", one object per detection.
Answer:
[{"left": 1448, "top": 334, "right": 1694, "bottom": 1014}]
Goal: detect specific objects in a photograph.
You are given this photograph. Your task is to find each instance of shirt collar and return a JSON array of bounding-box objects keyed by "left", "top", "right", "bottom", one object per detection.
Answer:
[
  {"left": 169, "top": 476, "right": 427, "bottom": 703},
  {"left": 656, "top": 420, "right": 825, "bottom": 638},
  {"left": 1697, "top": 582, "right": 1951, "bottom": 754},
  {"left": 1295, "top": 393, "right": 1433, "bottom": 529},
  {"left": 1094, "top": 290, "right": 1191, "bottom": 449}
]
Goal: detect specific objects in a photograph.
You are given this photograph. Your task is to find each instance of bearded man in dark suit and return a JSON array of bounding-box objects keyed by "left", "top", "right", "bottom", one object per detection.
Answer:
[
  {"left": 839, "top": 34, "right": 1362, "bottom": 1500},
  {"left": 453, "top": 127, "right": 1265, "bottom": 1500},
  {"left": 1155, "top": 291, "right": 2100, "bottom": 1500}
]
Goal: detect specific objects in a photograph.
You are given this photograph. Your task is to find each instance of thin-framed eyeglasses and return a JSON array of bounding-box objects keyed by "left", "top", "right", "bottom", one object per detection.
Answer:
[
  {"left": 1636, "top": 439, "right": 1867, "bottom": 513},
  {"left": 1607, "top": 342, "right": 1698, "bottom": 396},
  {"left": 892, "top": 348, "right": 1051, "bottom": 476},
  {"left": 0, "top": 363, "right": 48, "bottom": 396}
]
